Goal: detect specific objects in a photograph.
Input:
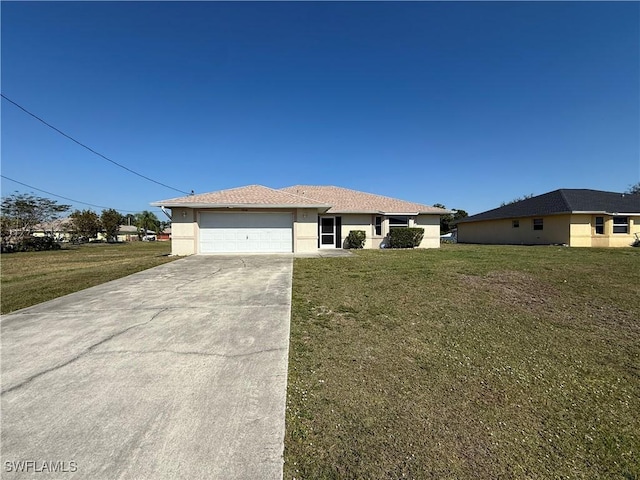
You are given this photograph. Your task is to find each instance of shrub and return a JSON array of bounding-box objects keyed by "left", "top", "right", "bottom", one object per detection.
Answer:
[
  {"left": 345, "top": 230, "right": 366, "bottom": 249},
  {"left": 388, "top": 228, "right": 424, "bottom": 248},
  {"left": 12, "top": 237, "right": 62, "bottom": 252}
]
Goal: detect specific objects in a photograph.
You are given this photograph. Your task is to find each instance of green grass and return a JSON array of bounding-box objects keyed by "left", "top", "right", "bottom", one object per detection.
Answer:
[
  {"left": 1, "top": 242, "right": 175, "bottom": 314},
  {"left": 285, "top": 245, "right": 640, "bottom": 479}
]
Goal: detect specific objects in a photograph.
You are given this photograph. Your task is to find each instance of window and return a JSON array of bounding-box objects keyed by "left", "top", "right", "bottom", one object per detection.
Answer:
[
  {"left": 388, "top": 216, "right": 409, "bottom": 229},
  {"left": 374, "top": 216, "right": 382, "bottom": 236},
  {"left": 613, "top": 216, "right": 629, "bottom": 234},
  {"left": 595, "top": 216, "right": 604, "bottom": 235},
  {"left": 533, "top": 218, "right": 543, "bottom": 231},
  {"left": 512, "top": 220, "right": 519, "bottom": 228}
]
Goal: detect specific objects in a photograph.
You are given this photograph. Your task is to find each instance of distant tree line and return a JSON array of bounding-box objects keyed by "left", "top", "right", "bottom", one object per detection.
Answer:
[
  {"left": 1, "top": 192, "right": 166, "bottom": 252},
  {"left": 433, "top": 204, "right": 468, "bottom": 234}
]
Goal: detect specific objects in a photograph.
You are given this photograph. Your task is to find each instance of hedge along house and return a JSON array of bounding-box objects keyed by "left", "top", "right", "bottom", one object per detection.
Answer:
[
  {"left": 151, "top": 185, "right": 450, "bottom": 255},
  {"left": 456, "top": 189, "right": 640, "bottom": 247}
]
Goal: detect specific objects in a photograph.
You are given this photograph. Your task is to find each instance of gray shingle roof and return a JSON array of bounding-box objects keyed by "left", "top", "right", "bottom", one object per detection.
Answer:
[{"left": 458, "top": 189, "right": 640, "bottom": 223}]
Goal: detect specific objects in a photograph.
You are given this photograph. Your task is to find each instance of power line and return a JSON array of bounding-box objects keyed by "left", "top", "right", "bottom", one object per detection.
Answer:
[
  {"left": 1, "top": 174, "right": 140, "bottom": 213},
  {"left": 1, "top": 94, "right": 191, "bottom": 195}
]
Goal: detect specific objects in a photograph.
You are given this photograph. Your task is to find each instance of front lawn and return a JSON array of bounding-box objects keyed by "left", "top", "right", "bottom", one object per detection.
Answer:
[
  {"left": 1, "top": 241, "right": 175, "bottom": 314},
  {"left": 285, "top": 245, "right": 640, "bottom": 479}
]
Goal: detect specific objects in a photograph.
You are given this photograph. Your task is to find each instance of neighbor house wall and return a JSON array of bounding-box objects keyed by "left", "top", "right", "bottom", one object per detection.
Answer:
[{"left": 457, "top": 215, "right": 571, "bottom": 245}]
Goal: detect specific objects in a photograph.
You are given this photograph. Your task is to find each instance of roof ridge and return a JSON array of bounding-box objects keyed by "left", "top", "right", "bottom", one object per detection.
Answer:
[{"left": 273, "top": 185, "right": 330, "bottom": 204}]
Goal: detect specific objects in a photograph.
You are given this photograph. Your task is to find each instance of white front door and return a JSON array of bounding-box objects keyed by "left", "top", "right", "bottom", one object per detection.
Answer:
[{"left": 319, "top": 217, "right": 336, "bottom": 249}]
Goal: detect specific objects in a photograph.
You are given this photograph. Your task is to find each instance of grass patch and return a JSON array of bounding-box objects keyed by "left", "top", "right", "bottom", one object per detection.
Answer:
[
  {"left": 285, "top": 245, "right": 640, "bottom": 479},
  {"left": 1, "top": 242, "right": 175, "bottom": 314}
]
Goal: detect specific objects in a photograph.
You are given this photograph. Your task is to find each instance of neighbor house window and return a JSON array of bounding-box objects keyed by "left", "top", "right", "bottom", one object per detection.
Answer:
[
  {"left": 612, "top": 216, "right": 629, "bottom": 234},
  {"left": 533, "top": 218, "right": 543, "bottom": 231},
  {"left": 512, "top": 220, "right": 519, "bottom": 228},
  {"left": 388, "top": 216, "right": 409, "bottom": 229},
  {"left": 375, "top": 216, "right": 382, "bottom": 236},
  {"left": 595, "top": 216, "right": 604, "bottom": 235}
]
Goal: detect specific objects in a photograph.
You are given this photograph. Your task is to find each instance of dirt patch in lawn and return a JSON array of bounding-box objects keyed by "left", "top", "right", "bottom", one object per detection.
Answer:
[{"left": 458, "top": 270, "right": 558, "bottom": 312}]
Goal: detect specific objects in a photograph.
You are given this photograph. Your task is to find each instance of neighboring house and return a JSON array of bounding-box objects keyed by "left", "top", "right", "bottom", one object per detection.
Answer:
[
  {"left": 151, "top": 185, "right": 450, "bottom": 255},
  {"left": 32, "top": 218, "right": 73, "bottom": 242},
  {"left": 456, "top": 189, "right": 640, "bottom": 247},
  {"left": 157, "top": 227, "right": 171, "bottom": 241}
]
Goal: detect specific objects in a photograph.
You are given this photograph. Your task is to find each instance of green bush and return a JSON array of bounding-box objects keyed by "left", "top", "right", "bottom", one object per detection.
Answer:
[
  {"left": 388, "top": 228, "right": 424, "bottom": 248},
  {"left": 14, "top": 237, "right": 62, "bottom": 252},
  {"left": 345, "top": 230, "right": 366, "bottom": 249}
]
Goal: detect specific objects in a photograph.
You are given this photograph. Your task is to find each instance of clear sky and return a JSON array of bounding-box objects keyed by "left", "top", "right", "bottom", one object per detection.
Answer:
[{"left": 2, "top": 1, "right": 638, "bottom": 216}]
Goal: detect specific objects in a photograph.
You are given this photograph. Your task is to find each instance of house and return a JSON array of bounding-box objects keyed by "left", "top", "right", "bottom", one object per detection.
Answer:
[
  {"left": 151, "top": 185, "right": 450, "bottom": 255},
  {"left": 32, "top": 218, "right": 73, "bottom": 242},
  {"left": 157, "top": 227, "right": 171, "bottom": 241},
  {"left": 456, "top": 189, "right": 640, "bottom": 247}
]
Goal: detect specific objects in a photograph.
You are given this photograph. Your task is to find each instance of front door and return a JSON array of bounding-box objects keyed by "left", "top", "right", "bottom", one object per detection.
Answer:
[{"left": 319, "top": 217, "right": 335, "bottom": 248}]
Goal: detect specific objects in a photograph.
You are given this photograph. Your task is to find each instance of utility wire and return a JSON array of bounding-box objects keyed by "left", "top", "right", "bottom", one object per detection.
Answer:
[
  {"left": 1, "top": 174, "right": 140, "bottom": 213},
  {"left": 1, "top": 94, "right": 191, "bottom": 195}
]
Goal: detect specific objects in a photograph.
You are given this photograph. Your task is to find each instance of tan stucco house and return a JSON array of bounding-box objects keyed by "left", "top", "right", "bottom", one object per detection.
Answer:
[
  {"left": 456, "top": 189, "right": 640, "bottom": 247},
  {"left": 151, "top": 185, "right": 450, "bottom": 255}
]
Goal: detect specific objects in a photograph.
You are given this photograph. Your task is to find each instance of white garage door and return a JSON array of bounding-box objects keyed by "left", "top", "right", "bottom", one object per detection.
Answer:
[{"left": 199, "top": 212, "right": 293, "bottom": 253}]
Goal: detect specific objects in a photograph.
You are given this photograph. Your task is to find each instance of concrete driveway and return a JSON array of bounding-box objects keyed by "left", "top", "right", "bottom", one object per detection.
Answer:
[{"left": 1, "top": 255, "right": 293, "bottom": 479}]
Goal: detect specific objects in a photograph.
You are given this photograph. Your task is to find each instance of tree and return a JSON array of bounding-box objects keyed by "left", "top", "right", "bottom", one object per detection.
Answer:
[
  {"left": 134, "top": 210, "right": 160, "bottom": 238},
  {"left": 500, "top": 194, "right": 534, "bottom": 207},
  {"left": 626, "top": 182, "right": 640, "bottom": 195},
  {"left": 70, "top": 210, "right": 101, "bottom": 241},
  {"left": 434, "top": 204, "right": 469, "bottom": 234},
  {"left": 101, "top": 209, "right": 123, "bottom": 243},
  {"left": 0, "top": 192, "right": 70, "bottom": 245}
]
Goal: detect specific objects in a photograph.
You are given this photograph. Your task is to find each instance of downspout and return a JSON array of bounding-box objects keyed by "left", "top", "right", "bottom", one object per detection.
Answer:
[{"left": 160, "top": 206, "right": 172, "bottom": 220}]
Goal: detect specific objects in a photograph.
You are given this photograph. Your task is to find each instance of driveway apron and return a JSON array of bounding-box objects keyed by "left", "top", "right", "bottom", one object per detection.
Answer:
[{"left": 1, "top": 255, "right": 293, "bottom": 479}]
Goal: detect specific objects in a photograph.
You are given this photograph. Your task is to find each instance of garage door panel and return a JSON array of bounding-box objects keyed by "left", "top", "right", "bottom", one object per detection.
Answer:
[{"left": 199, "top": 213, "right": 293, "bottom": 253}]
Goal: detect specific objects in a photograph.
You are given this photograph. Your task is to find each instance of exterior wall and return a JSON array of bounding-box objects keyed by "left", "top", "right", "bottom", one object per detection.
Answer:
[
  {"left": 170, "top": 208, "right": 446, "bottom": 254},
  {"left": 576, "top": 214, "right": 640, "bottom": 247},
  {"left": 171, "top": 208, "right": 197, "bottom": 255},
  {"left": 458, "top": 214, "right": 640, "bottom": 247},
  {"left": 294, "top": 208, "right": 319, "bottom": 253},
  {"left": 339, "top": 214, "right": 376, "bottom": 248},
  {"left": 457, "top": 215, "right": 571, "bottom": 245},
  {"left": 413, "top": 214, "right": 441, "bottom": 248}
]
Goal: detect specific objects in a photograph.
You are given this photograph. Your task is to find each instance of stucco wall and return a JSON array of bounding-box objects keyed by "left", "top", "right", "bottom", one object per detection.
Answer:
[
  {"left": 413, "top": 214, "right": 441, "bottom": 248},
  {"left": 171, "top": 208, "right": 197, "bottom": 255},
  {"left": 294, "top": 209, "right": 319, "bottom": 253},
  {"left": 458, "top": 214, "right": 640, "bottom": 247},
  {"left": 457, "top": 215, "right": 571, "bottom": 245}
]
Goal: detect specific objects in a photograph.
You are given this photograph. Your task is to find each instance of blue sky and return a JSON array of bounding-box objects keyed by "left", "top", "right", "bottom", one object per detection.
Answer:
[{"left": 2, "top": 1, "right": 638, "bottom": 216}]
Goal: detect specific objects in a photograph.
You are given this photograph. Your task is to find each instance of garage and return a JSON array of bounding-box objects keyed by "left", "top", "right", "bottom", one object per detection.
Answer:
[{"left": 199, "top": 212, "right": 293, "bottom": 253}]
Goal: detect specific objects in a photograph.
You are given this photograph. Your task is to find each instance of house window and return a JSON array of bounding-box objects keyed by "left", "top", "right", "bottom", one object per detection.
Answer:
[
  {"left": 612, "top": 216, "right": 629, "bottom": 234},
  {"left": 533, "top": 218, "right": 543, "bottom": 231},
  {"left": 595, "top": 216, "right": 604, "bottom": 235},
  {"left": 512, "top": 220, "right": 519, "bottom": 228},
  {"left": 374, "top": 216, "right": 382, "bottom": 236},
  {"left": 388, "top": 216, "right": 409, "bottom": 229}
]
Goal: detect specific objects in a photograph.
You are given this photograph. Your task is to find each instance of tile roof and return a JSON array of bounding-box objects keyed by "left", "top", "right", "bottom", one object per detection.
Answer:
[
  {"left": 280, "top": 185, "right": 450, "bottom": 214},
  {"left": 151, "top": 185, "right": 330, "bottom": 208},
  {"left": 458, "top": 189, "right": 640, "bottom": 223}
]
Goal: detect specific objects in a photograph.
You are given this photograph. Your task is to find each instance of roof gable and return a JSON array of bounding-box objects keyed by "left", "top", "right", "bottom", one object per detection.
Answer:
[
  {"left": 280, "top": 185, "right": 449, "bottom": 214},
  {"left": 458, "top": 189, "right": 640, "bottom": 223}
]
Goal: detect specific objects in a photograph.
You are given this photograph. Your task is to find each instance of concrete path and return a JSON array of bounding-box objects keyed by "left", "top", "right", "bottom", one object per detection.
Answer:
[{"left": 1, "top": 255, "right": 293, "bottom": 479}]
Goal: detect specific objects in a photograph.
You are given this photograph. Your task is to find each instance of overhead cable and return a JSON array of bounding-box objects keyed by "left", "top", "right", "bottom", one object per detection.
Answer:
[
  {"left": 1, "top": 94, "right": 191, "bottom": 195},
  {"left": 1, "top": 174, "right": 140, "bottom": 213}
]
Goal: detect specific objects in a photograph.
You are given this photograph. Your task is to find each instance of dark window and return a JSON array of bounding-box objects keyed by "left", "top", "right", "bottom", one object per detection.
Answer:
[
  {"left": 375, "top": 216, "right": 382, "bottom": 236},
  {"left": 512, "top": 220, "right": 519, "bottom": 228},
  {"left": 612, "top": 216, "right": 628, "bottom": 234},
  {"left": 595, "top": 216, "right": 604, "bottom": 235},
  {"left": 388, "top": 216, "right": 409, "bottom": 229},
  {"left": 533, "top": 218, "right": 543, "bottom": 231}
]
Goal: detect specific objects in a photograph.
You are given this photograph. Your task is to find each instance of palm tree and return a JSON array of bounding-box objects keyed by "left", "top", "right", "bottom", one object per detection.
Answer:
[{"left": 134, "top": 211, "right": 160, "bottom": 239}]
